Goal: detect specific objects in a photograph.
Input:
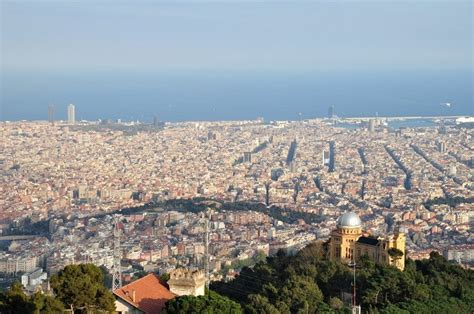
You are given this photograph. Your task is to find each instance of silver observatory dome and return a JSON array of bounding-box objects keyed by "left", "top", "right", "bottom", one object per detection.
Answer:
[{"left": 337, "top": 212, "right": 362, "bottom": 228}]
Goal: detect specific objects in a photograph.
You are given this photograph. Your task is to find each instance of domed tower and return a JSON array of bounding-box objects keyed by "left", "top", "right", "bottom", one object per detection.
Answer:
[{"left": 329, "top": 212, "right": 363, "bottom": 263}]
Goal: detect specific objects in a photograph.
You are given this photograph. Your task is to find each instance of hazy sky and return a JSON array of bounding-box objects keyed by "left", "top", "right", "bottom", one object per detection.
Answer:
[{"left": 2, "top": 0, "right": 472, "bottom": 72}]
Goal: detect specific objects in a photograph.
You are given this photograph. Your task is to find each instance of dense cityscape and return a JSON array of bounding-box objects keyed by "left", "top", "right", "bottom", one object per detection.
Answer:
[{"left": 1, "top": 111, "right": 472, "bottom": 298}]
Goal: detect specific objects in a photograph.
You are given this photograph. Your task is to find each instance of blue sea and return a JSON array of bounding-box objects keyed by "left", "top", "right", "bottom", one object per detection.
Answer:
[{"left": 1, "top": 69, "right": 472, "bottom": 122}]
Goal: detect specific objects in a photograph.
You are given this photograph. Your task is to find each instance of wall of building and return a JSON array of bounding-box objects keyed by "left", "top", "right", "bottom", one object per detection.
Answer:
[
  {"left": 114, "top": 298, "right": 143, "bottom": 314},
  {"left": 329, "top": 226, "right": 362, "bottom": 264}
]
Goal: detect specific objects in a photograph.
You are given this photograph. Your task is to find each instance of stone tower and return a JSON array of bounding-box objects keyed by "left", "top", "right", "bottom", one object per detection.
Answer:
[
  {"left": 167, "top": 268, "right": 205, "bottom": 297},
  {"left": 386, "top": 232, "right": 406, "bottom": 270}
]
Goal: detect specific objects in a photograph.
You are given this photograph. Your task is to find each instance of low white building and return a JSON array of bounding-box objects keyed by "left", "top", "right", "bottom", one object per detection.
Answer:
[{"left": 21, "top": 267, "right": 47, "bottom": 291}]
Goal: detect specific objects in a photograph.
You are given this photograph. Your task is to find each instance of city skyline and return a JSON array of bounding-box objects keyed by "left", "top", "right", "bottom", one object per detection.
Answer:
[{"left": 1, "top": 118, "right": 472, "bottom": 303}]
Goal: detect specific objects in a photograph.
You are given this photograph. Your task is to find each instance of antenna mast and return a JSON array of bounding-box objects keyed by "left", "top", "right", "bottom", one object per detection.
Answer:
[
  {"left": 112, "top": 216, "right": 122, "bottom": 291},
  {"left": 204, "top": 208, "right": 210, "bottom": 291},
  {"left": 349, "top": 261, "right": 361, "bottom": 314}
]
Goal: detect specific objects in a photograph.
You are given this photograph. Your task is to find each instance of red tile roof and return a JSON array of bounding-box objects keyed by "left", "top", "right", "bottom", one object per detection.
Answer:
[{"left": 114, "top": 274, "right": 176, "bottom": 313}]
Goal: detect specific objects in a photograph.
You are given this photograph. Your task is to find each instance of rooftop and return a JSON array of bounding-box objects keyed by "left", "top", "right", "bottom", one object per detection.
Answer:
[
  {"left": 357, "top": 236, "right": 380, "bottom": 246},
  {"left": 114, "top": 273, "right": 175, "bottom": 313},
  {"left": 338, "top": 212, "right": 362, "bottom": 228}
]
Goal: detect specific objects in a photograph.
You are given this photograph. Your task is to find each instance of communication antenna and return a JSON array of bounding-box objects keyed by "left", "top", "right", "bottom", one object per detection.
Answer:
[
  {"left": 112, "top": 216, "right": 122, "bottom": 291},
  {"left": 204, "top": 208, "right": 210, "bottom": 291},
  {"left": 349, "top": 261, "right": 361, "bottom": 314}
]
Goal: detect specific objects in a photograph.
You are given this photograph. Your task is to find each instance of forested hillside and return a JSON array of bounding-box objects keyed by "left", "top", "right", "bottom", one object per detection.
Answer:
[{"left": 166, "top": 242, "right": 474, "bottom": 313}]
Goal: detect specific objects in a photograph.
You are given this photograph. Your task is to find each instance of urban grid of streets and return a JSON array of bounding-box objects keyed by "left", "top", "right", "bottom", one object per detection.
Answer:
[{"left": 0, "top": 118, "right": 472, "bottom": 288}]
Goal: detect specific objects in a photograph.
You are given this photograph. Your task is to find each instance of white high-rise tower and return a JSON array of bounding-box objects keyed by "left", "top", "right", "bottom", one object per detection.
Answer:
[{"left": 67, "top": 104, "right": 76, "bottom": 124}]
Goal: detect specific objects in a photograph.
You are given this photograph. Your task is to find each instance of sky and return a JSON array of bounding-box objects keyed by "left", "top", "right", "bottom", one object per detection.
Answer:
[
  {"left": 1, "top": 0, "right": 472, "bottom": 72},
  {"left": 0, "top": 1, "right": 472, "bottom": 121}
]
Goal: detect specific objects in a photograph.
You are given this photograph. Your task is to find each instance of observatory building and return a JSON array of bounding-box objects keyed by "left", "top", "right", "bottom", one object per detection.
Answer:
[{"left": 329, "top": 212, "right": 406, "bottom": 270}]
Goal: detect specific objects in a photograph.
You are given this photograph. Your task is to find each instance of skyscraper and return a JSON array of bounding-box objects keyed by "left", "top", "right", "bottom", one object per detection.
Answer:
[
  {"left": 438, "top": 141, "right": 447, "bottom": 153},
  {"left": 328, "top": 141, "right": 336, "bottom": 172},
  {"left": 328, "top": 106, "right": 335, "bottom": 119},
  {"left": 153, "top": 115, "right": 162, "bottom": 127},
  {"left": 67, "top": 104, "right": 76, "bottom": 124},
  {"left": 243, "top": 152, "right": 252, "bottom": 163},
  {"left": 48, "top": 104, "right": 54, "bottom": 124},
  {"left": 322, "top": 150, "right": 330, "bottom": 166},
  {"left": 286, "top": 139, "right": 297, "bottom": 166},
  {"left": 368, "top": 119, "right": 376, "bottom": 132}
]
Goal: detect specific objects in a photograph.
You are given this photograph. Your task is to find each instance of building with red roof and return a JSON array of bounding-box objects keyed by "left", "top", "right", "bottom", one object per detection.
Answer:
[{"left": 114, "top": 273, "right": 176, "bottom": 314}]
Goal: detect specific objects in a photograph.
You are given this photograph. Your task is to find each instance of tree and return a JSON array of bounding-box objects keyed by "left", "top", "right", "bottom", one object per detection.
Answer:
[
  {"left": 279, "top": 275, "right": 324, "bottom": 313},
  {"left": 295, "top": 241, "right": 326, "bottom": 262},
  {"left": 99, "top": 265, "right": 113, "bottom": 289},
  {"left": 162, "top": 290, "right": 242, "bottom": 314},
  {"left": 246, "top": 294, "right": 280, "bottom": 314},
  {"left": 0, "top": 282, "right": 35, "bottom": 314},
  {"left": 31, "top": 292, "right": 65, "bottom": 314},
  {"left": 254, "top": 250, "right": 267, "bottom": 264},
  {"left": 50, "top": 264, "right": 115, "bottom": 313},
  {"left": 159, "top": 272, "right": 170, "bottom": 282},
  {"left": 387, "top": 248, "right": 404, "bottom": 264},
  {"left": 329, "top": 297, "right": 344, "bottom": 310},
  {"left": 411, "top": 284, "right": 430, "bottom": 301},
  {"left": 132, "top": 270, "right": 148, "bottom": 281}
]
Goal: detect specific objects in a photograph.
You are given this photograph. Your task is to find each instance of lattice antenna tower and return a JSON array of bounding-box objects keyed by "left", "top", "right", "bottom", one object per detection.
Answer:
[
  {"left": 204, "top": 208, "right": 210, "bottom": 291},
  {"left": 112, "top": 215, "right": 122, "bottom": 291}
]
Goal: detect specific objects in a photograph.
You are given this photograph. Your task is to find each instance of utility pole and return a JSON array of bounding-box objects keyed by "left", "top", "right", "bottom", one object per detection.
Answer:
[{"left": 112, "top": 216, "right": 122, "bottom": 291}]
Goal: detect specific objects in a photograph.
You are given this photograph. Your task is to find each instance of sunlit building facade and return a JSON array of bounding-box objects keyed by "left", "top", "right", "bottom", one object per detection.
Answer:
[{"left": 329, "top": 212, "right": 406, "bottom": 270}]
